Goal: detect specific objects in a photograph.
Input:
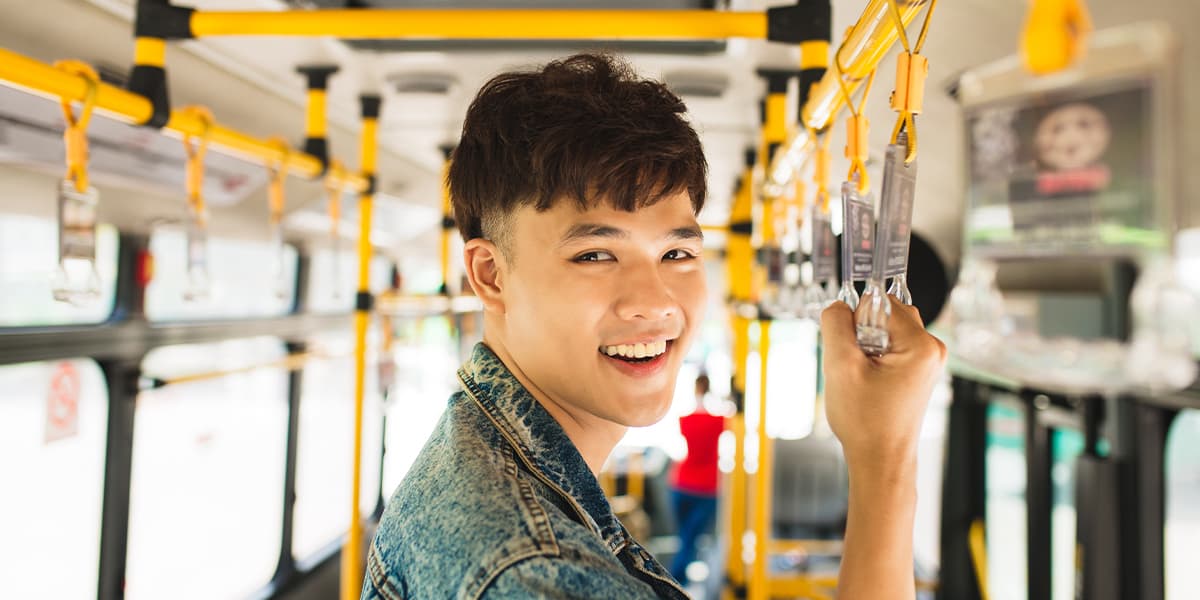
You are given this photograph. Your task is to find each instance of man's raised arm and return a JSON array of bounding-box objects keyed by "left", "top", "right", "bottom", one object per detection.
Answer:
[{"left": 820, "top": 296, "right": 947, "bottom": 599}]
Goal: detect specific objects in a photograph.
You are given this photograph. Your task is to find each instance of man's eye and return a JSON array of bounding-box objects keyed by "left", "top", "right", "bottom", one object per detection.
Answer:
[
  {"left": 663, "top": 249, "right": 697, "bottom": 261},
  {"left": 574, "top": 251, "right": 615, "bottom": 263}
]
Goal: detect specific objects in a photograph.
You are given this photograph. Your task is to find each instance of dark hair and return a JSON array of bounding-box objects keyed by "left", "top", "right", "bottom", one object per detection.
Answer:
[
  {"left": 448, "top": 53, "right": 708, "bottom": 253},
  {"left": 694, "top": 373, "right": 710, "bottom": 395}
]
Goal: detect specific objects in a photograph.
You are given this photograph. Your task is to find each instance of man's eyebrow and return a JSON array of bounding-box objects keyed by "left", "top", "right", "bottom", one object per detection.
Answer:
[
  {"left": 666, "top": 226, "right": 704, "bottom": 242},
  {"left": 558, "top": 223, "right": 629, "bottom": 246}
]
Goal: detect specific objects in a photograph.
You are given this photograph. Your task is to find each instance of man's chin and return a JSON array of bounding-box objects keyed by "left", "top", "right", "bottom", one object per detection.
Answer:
[{"left": 616, "top": 397, "right": 675, "bottom": 428}]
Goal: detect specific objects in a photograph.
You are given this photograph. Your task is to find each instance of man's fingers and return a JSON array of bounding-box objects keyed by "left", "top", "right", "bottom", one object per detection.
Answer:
[
  {"left": 820, "top": 301, "right": 862, "bottom": 364},
  {"left": 883, "top": 295, "right": 947, "bottom": 363}
]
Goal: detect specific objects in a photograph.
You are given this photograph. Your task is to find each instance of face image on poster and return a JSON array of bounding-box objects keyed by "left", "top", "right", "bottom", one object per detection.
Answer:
[{"left": 964, "top": 81, "right": 1155, "bottom": 253}]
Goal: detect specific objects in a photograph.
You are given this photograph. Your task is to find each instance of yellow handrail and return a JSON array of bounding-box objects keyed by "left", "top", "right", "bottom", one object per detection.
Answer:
[
  {"left": 142, "top": 352, "right": 329, "bottom": 389},
  {"left": 0, "top": 47, "right": 370, "bottom": 192},
  {"left": 190, "top": 9, "right": 767, "bottom": 40},
  {"left": 767, "top": 0, "right": 929, "bottom": 190}
]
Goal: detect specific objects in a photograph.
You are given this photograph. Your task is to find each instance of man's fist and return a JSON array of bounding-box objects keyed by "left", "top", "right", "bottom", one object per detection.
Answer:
[{"left": 820, "top": 295, "right": 947, "bottom": 470}]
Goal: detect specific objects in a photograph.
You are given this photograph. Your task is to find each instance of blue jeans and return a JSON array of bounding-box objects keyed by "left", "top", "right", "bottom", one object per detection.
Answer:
[{"left": 669, "top": 488, "right": 718, "bottom": 582}]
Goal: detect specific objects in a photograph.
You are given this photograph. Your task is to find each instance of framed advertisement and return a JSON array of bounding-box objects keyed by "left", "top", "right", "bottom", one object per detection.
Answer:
[{"left": 956, "top": 23, "right": 1179, "bottom": 259}]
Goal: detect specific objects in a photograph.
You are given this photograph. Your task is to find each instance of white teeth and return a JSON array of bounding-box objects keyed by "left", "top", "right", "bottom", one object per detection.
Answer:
[{"left": 600, "top": 340, "right": 671, "bottom": 359}]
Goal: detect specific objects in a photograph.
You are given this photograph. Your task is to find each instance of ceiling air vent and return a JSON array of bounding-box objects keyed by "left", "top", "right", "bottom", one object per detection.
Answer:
[{"left": 386, "top": 72, "right": 458, "bottom": 95}]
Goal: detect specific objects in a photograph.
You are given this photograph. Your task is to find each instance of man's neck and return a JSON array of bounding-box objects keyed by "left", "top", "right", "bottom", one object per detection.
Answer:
[{"left": 481, "top": 333, "right": 626, "bottom": 475}]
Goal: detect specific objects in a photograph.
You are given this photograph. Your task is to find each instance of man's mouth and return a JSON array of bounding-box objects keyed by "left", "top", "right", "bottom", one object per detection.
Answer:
[{"left": 598, "top": 339, "right": 673, "bottom": 364}]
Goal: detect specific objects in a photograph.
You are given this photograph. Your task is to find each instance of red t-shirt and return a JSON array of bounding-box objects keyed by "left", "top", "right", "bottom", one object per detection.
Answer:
[{"left": 671, "top": 411, "right": 726, "bottom": 496}]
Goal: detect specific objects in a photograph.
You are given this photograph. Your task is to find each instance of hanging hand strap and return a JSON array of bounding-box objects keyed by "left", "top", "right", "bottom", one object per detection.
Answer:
[
  {"left": 179, "top": 106, "right": 215, "bottom": 228},
  {"left": 1021, "top": 0, "right": 1092, "bottom": 75},
  {"left": 267, "top": 137, "right": 291, "bottom": 227},
  {"left": 833, "top": 52, "right": 876, "bottom": 194},
  {"left": 325, "top": 159, "right": 346, "bottom": 239},
  {"left": 886, "top": 0, "right": 938, "bottom": 164},
  {"left": 811, "top": 127, "right": 833, "bottom": 214},
  {"left": 55, "top": 60, "right": 100, "bottom": 193}
]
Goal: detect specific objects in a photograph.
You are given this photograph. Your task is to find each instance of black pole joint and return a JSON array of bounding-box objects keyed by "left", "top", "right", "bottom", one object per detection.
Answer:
[
  {"left": 360, "top": 94, "right": 382, "bottom": 120},
  {"left": 297, "top": 64, "right": 339, "bottom": 91},
  {"left": 355, "top": 291, "right": 374, "bottom": 312},
  {"left": 757, "top": 69, "right": 797, "bottom": 95},
  {"left": 766, "top": 0, "right": 832, "bottom": 44},
  {"left": 134, "top": 0, "right": 195, "bottom": 40},
  {"left": 126, "top": 65, "right": 170, "bottom": 128}
]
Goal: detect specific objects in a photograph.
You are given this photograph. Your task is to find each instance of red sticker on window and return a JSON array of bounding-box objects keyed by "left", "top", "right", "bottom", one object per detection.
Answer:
[{"left": 45, "top": 362, "right": 80, "bottom": 444}]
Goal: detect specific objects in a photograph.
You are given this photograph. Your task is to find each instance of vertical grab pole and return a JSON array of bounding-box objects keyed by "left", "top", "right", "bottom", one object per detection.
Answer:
[
  {"left": 750, "top": 322, "right": 772, "bottom": 600},
  {"left": 297, "top": 64, "right": 340, "bottom": 173},
  {"left": 748, "top": 68, "right": 788, "bottom": 600},
  {"left": 438, "top": 144, "right": 456, "bottom": 295},
  {"left": 341, "top": 94, "right": 381, "bottom": 600},
  {"left": 724, "top": 147, "right": 756, "bottom": 598}
]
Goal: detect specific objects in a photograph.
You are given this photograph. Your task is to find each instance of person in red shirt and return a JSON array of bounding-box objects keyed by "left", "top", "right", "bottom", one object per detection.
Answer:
[{"left": 668, "top": 373, "right": 726, "bottom": 582}]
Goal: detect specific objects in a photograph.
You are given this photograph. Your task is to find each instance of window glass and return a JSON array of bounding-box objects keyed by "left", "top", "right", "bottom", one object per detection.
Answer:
[
  {"left": 0, "top": 358, "right": 108, "bottom": 599},
  {"left": 1051, "top": 428, "right": 1085, "bottom": 600},
  {"left": 1165, "top": 409, "right": 1200, "bottom": 600},
  {"left": 381, "top": 317, "right": 459, "bottom": 498},
  {"left": 306, "top": 249, "right": 393, "bottom": 314},
  {"left": 145, "top": 229, "right": 296, "bottom": 320},
  {"left": 913, "top": 375, "right": 951, "bottom": 575},
  {"left": 986, "top": 400, "right": 1027, "bottom": 600},
  {"left": 0, "top": 217, "right": 118, "bottom": 326},
  {"left": 292, "top": 332, "right": 384, "bottom": 563},
  {"left": 125, "top": 338, "right": 288, "bottom": 600}
]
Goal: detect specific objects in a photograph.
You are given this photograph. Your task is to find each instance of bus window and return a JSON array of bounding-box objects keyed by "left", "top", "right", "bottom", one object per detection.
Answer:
[
  {"left": 0, "top": 217, "right": 118, "bottom": 326},
  {"left": 0, "top": 358, "right": 108, "bottom": 600},
  {"left": 125, "top": 338, "right": 288, "bottom": 600},
  {"left": 381, "top": 318, "right": 460, "bottom": 497},
  {"left": 1165, "top": 409, "right": 1200, "bottom": 600},
  {"left": 914, "top": 376, "right": 951, "bottom": 575},
  {"left": 307, "top": 249, "right": 393, "bottom": 314},
  {"left": 986, "top": 400, "right": 1027, "bottom": 600},
  {"left": 1052, "top": 428, "right": 1085, "bottom": 600},
  {"left": 144, "top": 229, "right": 297, "bottom": 321},
  {"left": 292, "top": 333, "right": 384, "bottom": 564}
]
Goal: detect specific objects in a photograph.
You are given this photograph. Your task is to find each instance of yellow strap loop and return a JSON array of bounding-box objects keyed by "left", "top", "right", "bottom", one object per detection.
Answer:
[
  {"left": 833, "top": 46, "right": 876, "bottom": 194},
  {"left": 54, "top": 60, "right": 100, "bottom": 193},
  {"left": 887, "top": 0, "right": 938, "bottom": 163},
  {"left": 812, "top": 129, "right": 832, "bottom": 214},
  {"left": 267, "top": 137, "right": 290, "bottom": 225},
  {"left": 325, "top": 159, "right": 346, "bottom": 237},
  {"left": 179, "top": 106, "right": 214, "bottom": 227},
  {"left": 1021, "top": 0, "right": 1092, "bottom": 75}
]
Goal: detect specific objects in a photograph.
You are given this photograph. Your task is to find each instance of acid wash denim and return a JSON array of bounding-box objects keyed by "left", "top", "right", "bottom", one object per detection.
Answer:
[{"left": 362, "top": 343, "right": 689, "bottom": 600}]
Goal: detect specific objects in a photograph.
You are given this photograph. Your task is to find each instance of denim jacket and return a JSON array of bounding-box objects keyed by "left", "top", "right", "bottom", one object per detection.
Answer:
[{"left": 362, "top": 343, "right": 689, "bottom": 600}]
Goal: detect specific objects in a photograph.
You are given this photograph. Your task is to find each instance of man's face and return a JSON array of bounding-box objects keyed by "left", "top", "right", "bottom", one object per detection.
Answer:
[{"left": 497, "top": 191, "right": 706, "bottom": 429}]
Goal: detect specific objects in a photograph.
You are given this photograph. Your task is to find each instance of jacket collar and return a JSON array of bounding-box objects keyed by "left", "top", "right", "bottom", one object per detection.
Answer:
[{"left": 456, "top": 343, "right": 628, "bottom": 553}]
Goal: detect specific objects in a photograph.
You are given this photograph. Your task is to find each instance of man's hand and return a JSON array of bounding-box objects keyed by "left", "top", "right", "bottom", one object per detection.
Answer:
[
  {"left": 821, "top": 294, "right": 947, "bottom": 470},
  {"left": 820, "top": 294, "right": 947, "bottom": 600}
]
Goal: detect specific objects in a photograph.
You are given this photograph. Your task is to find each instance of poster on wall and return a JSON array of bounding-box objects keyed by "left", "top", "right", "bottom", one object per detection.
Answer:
[{"left": 964, "top": 79, "right": 1160, "bottom": 255}]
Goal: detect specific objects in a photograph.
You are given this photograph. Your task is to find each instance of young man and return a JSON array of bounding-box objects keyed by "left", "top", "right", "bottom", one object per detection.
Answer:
[{"left": 363, "top": 54, "right": 946, "bottom": 600}]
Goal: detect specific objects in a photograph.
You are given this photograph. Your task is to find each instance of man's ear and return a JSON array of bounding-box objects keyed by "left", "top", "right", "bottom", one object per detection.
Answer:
[{"left": 463, "top": 238, "right": 506, "bottom": 314}]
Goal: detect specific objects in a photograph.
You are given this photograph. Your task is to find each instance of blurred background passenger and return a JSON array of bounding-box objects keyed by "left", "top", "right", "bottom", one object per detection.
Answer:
[{"left": 668, "top": 373, "right": 725, "bottom": 582}]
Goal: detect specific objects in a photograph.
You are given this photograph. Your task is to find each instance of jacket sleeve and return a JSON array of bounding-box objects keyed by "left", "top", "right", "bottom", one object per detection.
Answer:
[{"left": 478, "top": 554, "right": 662, "bottom": 600}]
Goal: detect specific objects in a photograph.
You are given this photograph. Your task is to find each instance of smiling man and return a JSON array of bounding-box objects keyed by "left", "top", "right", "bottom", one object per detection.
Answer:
[{"left": 363, "top": 54, "right": 945, "bottom": 600}]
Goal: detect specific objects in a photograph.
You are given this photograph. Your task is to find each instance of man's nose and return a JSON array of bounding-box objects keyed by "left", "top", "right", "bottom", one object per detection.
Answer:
[{"left": 615, "top": 263, "right": 679, "bottom": 321}]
